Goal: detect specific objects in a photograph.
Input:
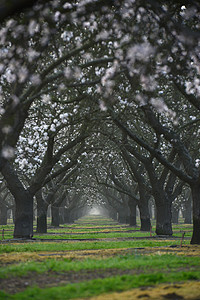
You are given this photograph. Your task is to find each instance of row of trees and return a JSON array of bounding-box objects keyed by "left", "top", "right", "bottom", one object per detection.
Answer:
[{"left": 0, "top": 0, "right": 199, "bottom": 243}]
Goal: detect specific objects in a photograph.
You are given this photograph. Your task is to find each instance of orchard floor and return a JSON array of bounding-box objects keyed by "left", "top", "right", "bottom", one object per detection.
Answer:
[{"left": 0, "top": 215, "right": 200, "bottom": 299}]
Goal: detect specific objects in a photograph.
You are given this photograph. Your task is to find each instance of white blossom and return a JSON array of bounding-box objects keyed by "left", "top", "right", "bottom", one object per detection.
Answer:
[
  {"left": 2, "top": 126, "right": 12, "bottom": 134},
  {"left": 41, "top": 94, "right": 51, "bottom": 104},
  {"left": 96, "top": 30, "right": 109, "bottom": 41},
  {"left": 28, "top": 20, "right": 39, "bottom": 36},
  {"left": 99, "top": 100, "right": 107, "bottom": 111},
  {"left": 5, "top": 70, "right": 16, "bottom": 83},
  {"left": 64, "top": 67, "right": 73, "bottom": 79},
  {"left": 195, "top": 159, "right": 200, "bottom": 167},
  {"left": 27, "top": 49, "right": 40, "bottom": 62},
  {"left": 54, "top": 11, "right": 61, "bottom": 22},
  {"left": 18, "top": 67, "right": 29, "bottom": 83},
  {"left": 60, "top": 113, "right": 69, "bottom": 121},
  {"left": 1, "top": 146, "right": 15, "bottom": 159},
  {"left": 126, "top": 42, "right": 155, "bottom": 65},
  {"left": 50, "top": 124, "right": 56, "bottom": 132},
  {"left": 28, "top": 138, "right": 34, "bottom": 146},
  {"left": 63, "top": 2, "right": 73, "bottom": 9},
  {"left": 30, "top": 74, "right": 41, "bottom": 85},
  {"left": 20, "top": 158, "right": 28, "bottom": 169}
]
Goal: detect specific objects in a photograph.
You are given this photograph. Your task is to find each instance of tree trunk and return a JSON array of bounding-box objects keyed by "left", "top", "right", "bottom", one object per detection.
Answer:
[
  {"left": 0, "top": 201, "right": 7, "bottom": 225},
  {"left": 14, "top": 191, "right": 33, "bottom": 238},
  {"left": 184, "top": 195, "right": 192, "bottom": 224},
  {"left": 155, "top": 200, "right": 172, "bottom": 235},
  {"left": 172, "top": 205, "right": 179, "bottom": 224},
  {"left": 36, "top": 191, "right": 48, "bottom": 233},
  {"left": 59, "top": 207, "right": 65, "bottom": 224},
  {"left": 190, "top": 183, "right": 200, "bottom": 244},
  {"left": 129, "top": 214, "right": 136, "bottom": 226},
  {"left": 128, "top": 200, "right": 137, "bottom": 226},
  {"left": 1, "top": 162, "right": 33, "bottom": 238},
  {"left": 12, "top": 206, "right": 16, "bottom": 224},
  {"left": 138, "top": 202, "right": 151, "bottom": 231},
  {"left": 118, "top": 213, "right": 126, "bottom": 224},
  {"left": 64, "top": 208, "right": 71, "bottom": 223},
  {"left": 51, "top": 206, "right": 60, "bottom": 227},
  {"left": 109, "top": 210, "right": 117, "bottom": 220}
]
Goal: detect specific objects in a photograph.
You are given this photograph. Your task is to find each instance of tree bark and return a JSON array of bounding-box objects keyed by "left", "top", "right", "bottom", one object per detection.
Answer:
[
  {"left": 172, "top": 205, "right": 179, "bottom": 224},
  {"left": 183, "top": 194, "right": 192, "bottom": 224},
  {"left": 1, "top": 162, "right": 34, "bottom": 238},
  {"left": 190, "top": 183, "right": 200, "bottom": 244},
  {"left": 155, "top": 200, "right": 172, "bottom": 235},
  {"left": 36, "top": 191, "right": 48, "bottom": 233},
  {"left": 51, "top": 206, "right": 60, "bottom": 227},
  {"left": 109, "top": 210, "right": 117, "bottom": 220},
  {"left": 118, "top": 213, "right": 127, "bottom": 224},
  {"left": 59, "top": 207, "right": 65, "bottom": 224},
  {"left": 138, "top": 199, "right": 151, "bottom": 231},
  {"left": 144, "top": 161, "right": 172, "bottom": 235},
  {"left": 0, "top": 201, "right": 7, "bottom": 225},
  {"left": 12, "top": 205, "right": 16, "bottom": 224},
  {"left": 14, "top": 191, "right": 33, "bottom": 238},
  {"left": 64, "top": 208, "right": 72, "bottom": 223},
  {"left": 128, "top": 198, "right": 137, "bottom": 226}
]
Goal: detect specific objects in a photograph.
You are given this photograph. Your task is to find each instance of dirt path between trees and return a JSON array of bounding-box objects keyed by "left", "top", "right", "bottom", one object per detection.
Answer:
[{"left": 0, "top": 266, "right": 200, "bottom": 295}]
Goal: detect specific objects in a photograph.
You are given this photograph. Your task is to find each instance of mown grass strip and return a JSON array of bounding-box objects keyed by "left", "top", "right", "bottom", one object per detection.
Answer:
[
  {"left": 0, "top": 270, "right": 200, "bottom": 300},
  {"left": 0, "top": 239, "right": 190, "bottom": 254},
  {"left": 0, "top": 254, "right": 199, "bottom": 279},
  {"left": 34, "top": 232, "right": 159, "bottom": 239}
]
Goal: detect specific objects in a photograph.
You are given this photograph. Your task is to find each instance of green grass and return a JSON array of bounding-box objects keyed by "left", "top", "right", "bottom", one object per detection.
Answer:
[
  {"left": 0, "top": 254, "right": 199, "bottom": 279},
  {"left": 0, "top": 216, "right": 198, "bottom": 300},
  {"left": 34, "top": 231, "right": 155, "bottom": 239},
  {"left": 0, "top": 238, "right": 189, "bottom": 254},
  {"left": 42, "top": 226, "right": 140, "bottom": 232},
  {"left": 0, "top": 220, "right": 193, "bottom": 241},
  {"left": 1, "top": 270, "right": 200, "bottom": 300}
]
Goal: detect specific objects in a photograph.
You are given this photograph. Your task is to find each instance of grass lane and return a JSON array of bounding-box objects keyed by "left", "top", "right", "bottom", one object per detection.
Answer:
[
  {"left": 0, "top": 215, "right": 198, "bottom": 300},
  {"left": 0, "top": 270, "right": 200, "bottom": 299}
]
